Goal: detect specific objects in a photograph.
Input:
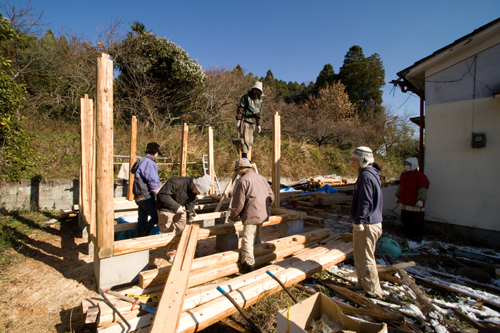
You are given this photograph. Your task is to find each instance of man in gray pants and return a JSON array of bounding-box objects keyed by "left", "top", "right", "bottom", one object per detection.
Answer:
[{"left": 229, "top": 158, "right": 274, "bottom": 273}]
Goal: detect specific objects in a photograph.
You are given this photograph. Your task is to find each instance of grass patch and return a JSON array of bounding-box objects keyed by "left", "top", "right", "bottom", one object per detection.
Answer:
[{"left": 0, "top": 210, "right": 56, "bottom": 269}]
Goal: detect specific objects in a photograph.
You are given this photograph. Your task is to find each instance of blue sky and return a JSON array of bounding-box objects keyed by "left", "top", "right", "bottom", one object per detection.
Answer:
[{"left": 9, "top": 1, "right": 500, "bottom": 118}]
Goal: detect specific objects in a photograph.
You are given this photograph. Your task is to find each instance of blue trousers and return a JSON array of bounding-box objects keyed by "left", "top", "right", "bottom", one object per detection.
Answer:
[{"left": 136, "top": 195, "right": 159, "bottom": 231}]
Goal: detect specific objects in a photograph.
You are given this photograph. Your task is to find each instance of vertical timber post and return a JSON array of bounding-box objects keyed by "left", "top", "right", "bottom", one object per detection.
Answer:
[
  {"left": 180, "top": 122, "right": 188, "bottom": 177},
  {"left": 95, "top": 53, "right": 114, "bottom": 259},
  {"left": 208, "top": 126, "right": 214, "bottom": 195},
  {"left": 272, "top": 112, "right": 281, "bottom": 208},
  {"left": 80, "top": 94, "right": 93, "bottom": 226},
  {"left": 127, "top": 116, "right": 137, "bottom": 201}
]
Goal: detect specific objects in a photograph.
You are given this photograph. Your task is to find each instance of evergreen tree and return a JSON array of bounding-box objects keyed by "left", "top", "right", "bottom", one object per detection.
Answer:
[
  {"left": 337, "top": 45, "right": 385, "bottom": 120},
  {"left": 113, "top": 22, "right": 206, "bottom": 127},
  {"left": 314, "top": 63, "right": 336, "bottom": 92}
]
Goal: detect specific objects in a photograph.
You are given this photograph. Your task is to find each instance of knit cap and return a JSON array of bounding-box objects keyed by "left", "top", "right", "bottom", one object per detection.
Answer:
[
  {"left": 193, "top": 175, "right": 213, "bottom": 194},
  {"left": 352, "top": 146, "right": 374, "bottom": 168}
]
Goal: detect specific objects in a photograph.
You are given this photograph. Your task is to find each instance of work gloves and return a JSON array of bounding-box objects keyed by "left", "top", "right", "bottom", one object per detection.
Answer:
[
  {"left": 176, "top": 206, "right": 184, "bottom": 214},
  {"left": 236, "top": 120, "right": 241, "bottom": 128},
  {"left": 353, "top": 223, "right": 364, "bottom": 232},
  {"left": 416, "top": 201, "right": 424, "bottom": 208},
  {"left": 258, "top": 126, "right": 261, "bottom": 133}
]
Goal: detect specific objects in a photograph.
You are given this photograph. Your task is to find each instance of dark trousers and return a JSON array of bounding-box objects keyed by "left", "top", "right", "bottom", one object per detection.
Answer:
[
  {"left": 401, "top": 209, "right": 425, "bottom": 242},
  {"left": 136, "top": 195, "right": 158, "bottom": 231}
]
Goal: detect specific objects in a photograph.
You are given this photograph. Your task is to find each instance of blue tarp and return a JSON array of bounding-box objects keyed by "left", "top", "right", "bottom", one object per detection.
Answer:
[
  {"left": 302, "top": 184, "right": 338, "bottom": 194},
  {"left": 115, "top": 217, "right": 161, "bottom": 240}
]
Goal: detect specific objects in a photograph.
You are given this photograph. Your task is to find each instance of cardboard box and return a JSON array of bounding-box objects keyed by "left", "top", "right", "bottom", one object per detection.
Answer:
[{"left": 277, "top": 293, "right": 387, "bottom": 333}]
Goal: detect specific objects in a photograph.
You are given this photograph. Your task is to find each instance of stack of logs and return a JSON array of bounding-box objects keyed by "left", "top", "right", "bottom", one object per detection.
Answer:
[
  {"left": 82, "top": 230, "right": 353, "bottom": 332},
  {"left": 286, "top": 192, "right": 353, "bottom": 214}
]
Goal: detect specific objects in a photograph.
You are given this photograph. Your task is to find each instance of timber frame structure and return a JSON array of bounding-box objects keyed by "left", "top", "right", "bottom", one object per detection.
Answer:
[{"left": 79, "top": 54, "right": 294, "bottom": 287}]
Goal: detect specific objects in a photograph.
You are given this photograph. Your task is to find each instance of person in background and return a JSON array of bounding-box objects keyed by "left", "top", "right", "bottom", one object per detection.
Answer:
[
  {"left": 229, "top": 158, "right": 274, "bottom": 273},
  {"left": 236, "top": 81, "right": 264, "bottom": 159},
  {"left": 131, "top": 142, "right": 162, "bottom": 237},
  {"left": 156, "top": 174, "right": 213, "bottom": 262},
  {"left": 350, "top": 146, "right": 384, "bottom": 299},
  {"left": 395, "top": 157, "right": 430, "bottom": 243}
]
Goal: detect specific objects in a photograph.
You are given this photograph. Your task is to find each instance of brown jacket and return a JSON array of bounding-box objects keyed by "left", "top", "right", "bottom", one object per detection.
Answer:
[{"left": 229, "top": 169, "right": 275, "bottom": 225}]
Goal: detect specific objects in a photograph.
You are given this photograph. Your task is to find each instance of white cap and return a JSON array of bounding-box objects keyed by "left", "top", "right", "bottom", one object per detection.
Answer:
[
  {"left": 251, "top": 81, "right": 263, "bottom": 93},
  {"left": 352, "top": 146, "right": 374, "bottom": 168}
]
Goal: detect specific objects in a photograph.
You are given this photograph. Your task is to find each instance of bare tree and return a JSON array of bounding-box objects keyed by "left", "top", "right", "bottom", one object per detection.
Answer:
[
  {"left": 1, "top": 0, "right": 48, "bottom": 36},
  {"left": 283, "top": 82, "right": 359, "bottom": 146}
]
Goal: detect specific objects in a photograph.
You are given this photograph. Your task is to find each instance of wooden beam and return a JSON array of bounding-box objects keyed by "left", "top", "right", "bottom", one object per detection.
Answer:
[
  {"left": 127, "top": 116, "right": 137, "bottom": 201},
  {"left": 181, "top": 236, "right": 348, "bottom": 312},
  {"left": 80, "top": 94, "right": 93, "bottom": 226},
  {"left": 95, "top": 53, "right": 114, "bottom": 259},
  {"left": 207, "top": 126, "right": 214, "bottom": 195},
  {"left": 215, "top": 172, "right": 238, "bottom": 212},
  {"left": 113, "top": 213, "right": 306, "bottom": 255},
  {"left": 344, "top": 261, "right": 416, "bottom": 277},
  {"left": 180, "top": 122, "right": 188, "bottom": 177},
  {"left": 272, "top": 112, "right": 281, "bottom": 208},
  {"left": 176, "top": 238, "right": 353, "bottom": 333},
  {"left": 139, "top": 230, "right": 330, "bottom": 288},
  {"left": 150, "top": 224, "right": 200, "bottom": 333}
]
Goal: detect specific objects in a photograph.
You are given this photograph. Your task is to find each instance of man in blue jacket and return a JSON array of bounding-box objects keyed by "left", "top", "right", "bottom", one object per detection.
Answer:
[
  {"left": 131, "top": 142, "right": 162, "bottom": 237},
  {"left": 350, "top": 146, "right": 384, "bottom": 299}
]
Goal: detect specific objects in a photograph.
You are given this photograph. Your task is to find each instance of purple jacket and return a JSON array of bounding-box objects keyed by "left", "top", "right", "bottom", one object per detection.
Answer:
[
  {"left": 350, "top": 166, "right": 383, "bottom": 225},
  {"left": 131, "top": 154, "right": 160, "bottom": 199}
]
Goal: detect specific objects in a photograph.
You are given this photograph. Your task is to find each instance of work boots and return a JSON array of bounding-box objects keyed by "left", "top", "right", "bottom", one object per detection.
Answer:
[{"left": 240, "top": 262, "right": 255, "bottom": 274}]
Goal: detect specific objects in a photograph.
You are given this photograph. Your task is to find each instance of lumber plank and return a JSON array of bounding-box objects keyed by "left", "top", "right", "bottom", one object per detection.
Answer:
[
  {"left": 176, "top": 239, "right": 353, "bottom": 333},
  {"left": 150, "top": 224, "right": 200, "bottom": 333},
  {"left": 181, "top": 236, "right": 350, "bottom": 312},
  {"left": 97, "top": 313, "right": 154, "bottom": 333},
  {"left": 344, "top": 261, "right": 416, "bottom": 277},
  {"left": 139, "top": 229, "right": 330, "bottom": 288}
]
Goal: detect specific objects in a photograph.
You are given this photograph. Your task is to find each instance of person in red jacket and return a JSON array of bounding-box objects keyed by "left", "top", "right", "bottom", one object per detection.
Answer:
[{"left": 395, "top": 157, "right": 430, "bottom": 243}]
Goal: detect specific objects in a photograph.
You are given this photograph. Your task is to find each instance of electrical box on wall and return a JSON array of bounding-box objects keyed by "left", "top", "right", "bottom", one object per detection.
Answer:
[{"left": 471, "top": 132, "right": 486, "bottom": 148}]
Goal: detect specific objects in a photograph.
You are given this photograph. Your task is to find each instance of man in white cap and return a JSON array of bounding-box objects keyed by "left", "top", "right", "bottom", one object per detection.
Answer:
[
  {"left": 156, "top": 174, "right": 213, "bottom": 261},
  {"left": 229, "top": 158, "right": 274, "bottom": 273},
  {"left": 350, "top": 146, "right": 384, "bottom": 299},
  {"left": 236, "top": 81, "right": 264, "bottom": 159}
]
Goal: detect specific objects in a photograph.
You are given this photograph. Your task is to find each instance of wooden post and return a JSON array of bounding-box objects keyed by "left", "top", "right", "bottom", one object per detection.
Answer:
[
  {"left": 180, "top": 122, "right": 188, "bottom": 177},
  {"left": 127, "top": 116, "right": 137, "bottom": 201},
  {"left": 272, "top": 112, "right": 281, "bottom": 208},
  {"left": 80, "top": 94, "right": 93, "bottom": 226},
  {"left": 207, "top": 126, "right": 214, "bottom": 195},
  {"left": 95, "top": 53, "right": 114, "bottom": 259}
]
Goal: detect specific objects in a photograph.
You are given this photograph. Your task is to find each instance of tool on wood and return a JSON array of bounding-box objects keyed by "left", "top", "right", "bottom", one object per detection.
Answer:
[
  {"left": 216, "top": 286, "right": 262, "bottom": 333},
  {"left": 266, "top": 270, "right": 298, "bottom": 304},
  {"left": 99, "top": 288, "right": 131, "bottom": 332},
  {"left": 124, "top": 293, "right": 160, "bottom": 303},
  {"left": 185, "top": 209, "right": 197, "bottom": 222},
  {"left": 105, "top": 289, "right": 157, "bottom": 314}
]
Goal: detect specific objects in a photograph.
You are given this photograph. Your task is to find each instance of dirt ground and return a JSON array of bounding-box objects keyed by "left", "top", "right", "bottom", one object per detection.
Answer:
[
  {"left": 0, "top": 216, "right": 97, "bottom": 332},
  {"left": 0, "top": 215, "right": 290, "bottom": 333}
]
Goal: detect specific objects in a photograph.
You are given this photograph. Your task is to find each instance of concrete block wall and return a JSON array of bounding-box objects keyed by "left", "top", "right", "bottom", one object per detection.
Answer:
[{"left": 0, "top": 179, "right": 129, "bottom": 211}]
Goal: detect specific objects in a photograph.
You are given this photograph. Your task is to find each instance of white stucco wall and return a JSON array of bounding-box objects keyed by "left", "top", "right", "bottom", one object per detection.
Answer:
[{"left": 425, "top": 97, "right": 500, "bottom": 231}]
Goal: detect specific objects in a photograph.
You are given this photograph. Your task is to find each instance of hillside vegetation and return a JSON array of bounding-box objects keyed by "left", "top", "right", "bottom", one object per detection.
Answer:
[{"left": 0, "top": 6, "right": 419, "bottom": 182}]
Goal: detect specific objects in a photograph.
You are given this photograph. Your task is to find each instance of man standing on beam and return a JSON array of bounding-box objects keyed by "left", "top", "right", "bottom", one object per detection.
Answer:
[{"left": 236, "top": 81, "right": 264, "bottom": 159}]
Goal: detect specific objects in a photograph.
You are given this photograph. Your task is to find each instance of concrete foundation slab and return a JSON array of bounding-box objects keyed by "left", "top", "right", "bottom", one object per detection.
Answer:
[
  {"left": 280, "top": 219, "right": 304, "bottom": 237},
  {"left": 94, "top": 249, "right": 149, "bottom": 289}
]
